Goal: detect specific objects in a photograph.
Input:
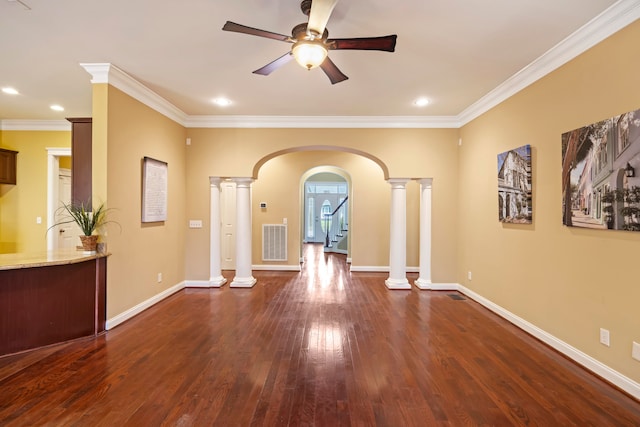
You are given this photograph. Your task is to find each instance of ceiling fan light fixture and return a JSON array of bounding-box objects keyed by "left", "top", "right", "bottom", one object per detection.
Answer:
[
  {"left": 292, "top": 40, "right": 327, "bottom": 70},
  {"left": 2, "top": 87, "right": 19, "bottom": 95}
]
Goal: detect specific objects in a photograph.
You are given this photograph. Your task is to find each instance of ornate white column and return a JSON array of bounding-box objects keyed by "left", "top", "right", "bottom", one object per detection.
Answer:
[
  {"left": 415, "top": 178, "right": 433, "bottom": 289},
  {"left": 385, "top": 179, "right": 411, "bottom": 290},
  {"left": 230, "top": 178, "right": 256, "bottom": 288},
  {"left": 209, "top": 177, "right": 227, "bottom": 287}
]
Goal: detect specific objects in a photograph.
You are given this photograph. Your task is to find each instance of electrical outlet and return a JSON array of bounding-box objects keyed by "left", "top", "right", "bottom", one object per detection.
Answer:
[
  {"left": 599, "top": 328, "right": 610, "bottom": 347},
  {"left": 36, "top": 216, "right": 42, "bottom": 224},
  {"left": 467, "top": 271, "right": 472, "bottom": 281},
  {"left": 632, "top": 342, "right": 640, "bottom": 362},
  {"left": 157, "top": 273, "right": 162, "bottom": 283}
]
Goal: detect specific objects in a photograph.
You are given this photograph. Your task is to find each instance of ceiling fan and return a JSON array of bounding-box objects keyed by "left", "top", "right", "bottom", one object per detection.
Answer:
[{"left": 222, "top": 0, "right": 397, "bottom": 84}]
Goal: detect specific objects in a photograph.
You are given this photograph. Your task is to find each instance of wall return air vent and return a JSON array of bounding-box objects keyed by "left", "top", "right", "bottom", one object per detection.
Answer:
[{"left": 262, "top": 224, "right": 287, "bottom": 261}]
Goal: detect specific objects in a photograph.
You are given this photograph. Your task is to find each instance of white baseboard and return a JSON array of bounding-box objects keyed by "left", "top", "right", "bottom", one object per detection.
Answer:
[
  {"left": 106, "top": 281, "right": 185, "bottom": 330},
  {"left": 458, "top": 284, "right": 640, "bottom": 400},
  {"left": 350, "top": 265, "right": 387, "bottom": 272},
  {"left": 252, "top": 264, "right": 301, "bottom": 271},
  {"left": 349, "top": 265, "right": 419, "bottom": 273},
  {"left": 185, "top": 280, "right": 219, "bottom": 288},
  {"left": 414, "top": 281, "right": 459, "bottom": 291}
]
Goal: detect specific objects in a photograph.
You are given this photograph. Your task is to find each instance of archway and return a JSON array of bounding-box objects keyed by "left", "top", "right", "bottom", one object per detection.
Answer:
[{"left": 252, "top": 148, "right": 380, "bottom": 267}]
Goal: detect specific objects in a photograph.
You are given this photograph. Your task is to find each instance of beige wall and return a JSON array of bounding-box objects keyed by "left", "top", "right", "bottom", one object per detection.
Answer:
[
  {"left": 99, "top": 86, "right": 188, "bottom": 318},
  {"left": 184, "top": 128, "right": 459, "bottom": 281},
  {"left": 458, "top": 20, "right": 640, "bottom": 381},
  {"left": 0, "top": 130, "right": 71, "bottom": 253}
]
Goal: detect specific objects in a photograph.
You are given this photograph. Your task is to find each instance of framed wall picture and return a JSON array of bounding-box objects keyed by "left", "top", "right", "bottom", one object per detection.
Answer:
[
  {"left": 562, "top": 108, "right": 640, "bottom": 231},
  {"left": 141, "top": 157, "right": 168, "bottom": 223},
  {"left": 498, "top": 144, "right": 532, "bottom": 224}
]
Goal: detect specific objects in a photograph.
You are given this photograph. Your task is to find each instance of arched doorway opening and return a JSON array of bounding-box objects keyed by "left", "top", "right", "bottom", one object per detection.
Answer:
[{"left": 301, "top": 168, "right": 350, "bottom": 258}]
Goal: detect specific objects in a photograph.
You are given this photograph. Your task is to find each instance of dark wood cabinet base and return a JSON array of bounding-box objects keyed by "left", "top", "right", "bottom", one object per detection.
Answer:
[{"left": 0, "top": 256, "right": 106, "bottom": 357}]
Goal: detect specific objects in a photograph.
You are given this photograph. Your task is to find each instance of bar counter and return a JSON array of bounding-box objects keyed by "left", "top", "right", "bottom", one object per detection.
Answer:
[{"left": 0, "top": 249, "right": 108, "bottom": 357}]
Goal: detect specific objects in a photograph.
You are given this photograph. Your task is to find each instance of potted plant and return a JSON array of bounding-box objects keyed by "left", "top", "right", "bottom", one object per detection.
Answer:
[{"left": 49, "top": 201, "right": 118, "bottom": 252}]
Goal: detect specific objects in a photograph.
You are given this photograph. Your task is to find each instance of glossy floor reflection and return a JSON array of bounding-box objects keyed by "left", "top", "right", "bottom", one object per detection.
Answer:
[{"left": 0, "top": 243, "right": 638, "bottom": 426}]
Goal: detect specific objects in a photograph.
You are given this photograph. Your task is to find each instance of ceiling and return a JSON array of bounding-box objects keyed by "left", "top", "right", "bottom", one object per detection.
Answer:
[{"left": 0, "top": 0, "right": 634, "bottom": 125}]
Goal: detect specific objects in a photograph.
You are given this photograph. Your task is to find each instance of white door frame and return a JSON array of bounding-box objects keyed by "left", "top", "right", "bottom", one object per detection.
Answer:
[{"left": 46, "top": 147, "right": 71, "bottom": 251}]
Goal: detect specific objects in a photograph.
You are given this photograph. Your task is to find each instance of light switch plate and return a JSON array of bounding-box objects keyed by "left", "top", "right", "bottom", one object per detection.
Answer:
[{"left": 189, "top": 220, "right": 203, "bottom": 228}]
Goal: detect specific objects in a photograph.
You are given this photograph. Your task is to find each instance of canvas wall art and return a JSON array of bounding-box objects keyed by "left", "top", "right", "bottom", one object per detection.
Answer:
[
  {"left": 561, "top": 107, "right": 640, "bottom": 231},
  {"left": 498, "top": 144, "right": 532, "bottom": 224}
]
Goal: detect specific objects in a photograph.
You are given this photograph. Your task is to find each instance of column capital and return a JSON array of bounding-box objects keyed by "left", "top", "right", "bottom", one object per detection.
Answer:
[
  {"left": 387, "top": 178, "right": 411, "bottom": 188},
  {"left": 209, "top": 176, "right": 223, "bottom": 186},
  {"left": 231, "top": 177, "right": 254, "bottom": 187},
  {"left": 417, "top": 178, "right": 433, "bottom": 188}
]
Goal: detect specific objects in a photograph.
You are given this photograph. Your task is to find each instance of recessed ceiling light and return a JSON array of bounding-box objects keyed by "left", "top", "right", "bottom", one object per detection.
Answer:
[
  {"left": 413, "top": 97, "right": 429, "bottom": 107},
  {"left": 2, "top": 87, "right": 19, "bottom": 95},
  {"left": 212, "top": 97, "right": 232, "bottom": 107},
  {"left": 50, "top": 105, "right": 64, "bottom": 111}
]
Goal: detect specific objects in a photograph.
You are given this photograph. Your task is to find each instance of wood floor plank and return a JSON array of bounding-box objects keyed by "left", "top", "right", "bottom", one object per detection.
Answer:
[{"left": 0, "top": 243, "right": 639, "bottom": 426}]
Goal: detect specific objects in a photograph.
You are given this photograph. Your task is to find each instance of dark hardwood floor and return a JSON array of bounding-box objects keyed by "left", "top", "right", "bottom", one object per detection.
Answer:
[{"left": 1, "top": 243, "right": 639, "bottom": 426}]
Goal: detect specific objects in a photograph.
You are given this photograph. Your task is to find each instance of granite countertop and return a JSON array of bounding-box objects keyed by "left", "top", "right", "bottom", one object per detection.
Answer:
[{"left": 0, "top": 249, "right": 109, "bottom": 271}]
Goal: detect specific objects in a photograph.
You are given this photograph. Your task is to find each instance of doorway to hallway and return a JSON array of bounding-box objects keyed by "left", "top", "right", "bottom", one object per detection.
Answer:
[{"left": 302, "top": 171, "right": 349, "bottom": 257}]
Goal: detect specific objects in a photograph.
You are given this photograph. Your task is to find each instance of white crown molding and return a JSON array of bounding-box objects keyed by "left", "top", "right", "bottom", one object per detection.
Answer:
[
  {"left": 32, "top": 5, "right": 631, "bottom": 132},
  {"left": 0, "top": 120, "right": 71, "bottom": 131},
  {"left": 458, "top": 0, "right": 640, "bottom": 126},
  {"left": 79, "top": 63, "right": 189, "bottom": 126},
  {"left": 184, "top": 115, "right": 461, "bottom": 129}
]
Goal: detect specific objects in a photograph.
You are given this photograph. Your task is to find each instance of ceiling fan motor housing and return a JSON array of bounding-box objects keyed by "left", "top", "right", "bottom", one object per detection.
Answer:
[
  {"left": 292, "top": 23, "right": 329, "bottom": 41},
  {"left": 300, "top": 0, "right": 312, "bottom": 16}
]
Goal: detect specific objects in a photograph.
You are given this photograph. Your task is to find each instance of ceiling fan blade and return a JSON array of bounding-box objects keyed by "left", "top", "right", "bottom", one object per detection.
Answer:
[
  {"left": 252, "top": 52, "right": 294, "bottom": 76},
  {"left": 328, "top": 35, "right": 397, "bottom": 52},
  {"left": 307, "top": 0, "right": 338, "bottom": 36},
  {"left": 319, "top": 57, "right": 348, "bottom": 84},
  {"left": 222, "top": 21, "right": 291, "bottom": 43}
]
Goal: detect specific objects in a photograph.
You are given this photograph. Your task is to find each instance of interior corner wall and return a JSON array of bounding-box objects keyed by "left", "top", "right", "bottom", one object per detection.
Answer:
[
  {"left": 457, "top": 20, "right": 640, "bottom": 382},
  {"left": 184, "top": 127, "right": 459, "bottom": 281},
  {"left": 103, "top": 85, "right": 187, "bottom": 319},
  {"left": 0, "top": 130, "right": 71, "bottom": 253}
]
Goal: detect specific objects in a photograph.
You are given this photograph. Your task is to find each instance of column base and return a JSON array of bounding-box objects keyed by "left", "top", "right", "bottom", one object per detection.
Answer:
[
  {"left": 230, "top": 276, "right": 257, "bottom": 288},
  {"left": 209, "top": 276, "right": 227, "bottom": 288},
  {"left": 414, "top": 278, "right": 432, "bottom": 290},
  {"left": 385, "top": 278, "right": 411, "bottom": 290}
]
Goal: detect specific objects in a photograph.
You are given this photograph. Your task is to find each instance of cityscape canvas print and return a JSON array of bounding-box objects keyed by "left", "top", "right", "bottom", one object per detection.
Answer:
[
  {"left": 561, "top": 107, "right": 640, "bottom": 231},
  {"left": 498, "top": 144, "right": 532, "bottom": 224}
]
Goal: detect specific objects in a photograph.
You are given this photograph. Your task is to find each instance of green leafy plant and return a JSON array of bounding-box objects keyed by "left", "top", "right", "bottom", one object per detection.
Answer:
[{"left": 49, "top": 202, "right": 119, "bottom": 236}]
